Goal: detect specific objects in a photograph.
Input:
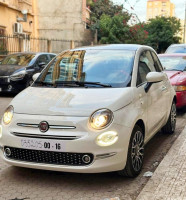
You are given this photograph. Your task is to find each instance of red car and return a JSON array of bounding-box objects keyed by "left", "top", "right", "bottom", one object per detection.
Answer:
[{"left": 158, "top": 54, "right": 186, "bottom": 108}]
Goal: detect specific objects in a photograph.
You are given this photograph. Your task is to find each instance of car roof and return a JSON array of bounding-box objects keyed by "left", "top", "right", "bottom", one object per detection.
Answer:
[
  {"left": 73, "top": 44, "right": 148, "bottom": 51},
  {"left": 168, "top": 44, "right": 186, "bottom": 47},
  {"left": 158, "top": 53, "right": 186, "bottom": 57}
]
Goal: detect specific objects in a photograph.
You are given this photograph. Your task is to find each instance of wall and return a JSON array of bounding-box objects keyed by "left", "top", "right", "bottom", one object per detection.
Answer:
[
  {"left": 34, "top": 0, "right": 93, "bottom": 43},
  {"left": 0, "top": 0, "right": 35, "bottom": 36}
]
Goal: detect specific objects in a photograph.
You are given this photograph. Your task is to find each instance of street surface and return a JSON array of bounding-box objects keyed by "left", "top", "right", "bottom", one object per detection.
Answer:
[{"left": 0, "top": 94, "right": 185, "bottom": 200}]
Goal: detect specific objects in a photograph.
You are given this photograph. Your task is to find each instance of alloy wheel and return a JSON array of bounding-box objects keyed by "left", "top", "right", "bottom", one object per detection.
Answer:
[{"left": 131, "top": 131, "right": 144, "bottom": 172}]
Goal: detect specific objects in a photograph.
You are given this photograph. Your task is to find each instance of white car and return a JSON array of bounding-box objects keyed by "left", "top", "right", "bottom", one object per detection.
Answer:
[{"left": 0, "top": 44, "right": 176, "bottom": 177}]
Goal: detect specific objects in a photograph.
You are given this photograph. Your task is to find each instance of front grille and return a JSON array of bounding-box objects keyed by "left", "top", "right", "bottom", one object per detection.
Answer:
[
  {"left": 4, "top": 146, "right": 94, "bottom": 166},
  {"left": 0, "top": 77, "right": 9, "bottom": 84}
]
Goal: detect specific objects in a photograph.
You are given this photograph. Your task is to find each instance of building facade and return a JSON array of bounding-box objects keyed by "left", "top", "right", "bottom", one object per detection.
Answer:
[
  {"left": 146, "top": 0, "right": 175, "bottom": 20},
  {"left": 0, "top": 0, "right": 35, "bottom": 36},
  {"left": 33, "top": 0, "right": 92, "bottom": 42}
]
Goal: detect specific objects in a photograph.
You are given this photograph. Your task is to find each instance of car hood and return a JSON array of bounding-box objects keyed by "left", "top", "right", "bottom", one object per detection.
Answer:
[
  {"left": 0, "top": 65, "right": 24, "bottom": 76},
  {"left": 164, "top": 71, "right": 186, "bottom": 85},
  {"left": 11, "top": 87, "right": 134, "bottom": 116}
]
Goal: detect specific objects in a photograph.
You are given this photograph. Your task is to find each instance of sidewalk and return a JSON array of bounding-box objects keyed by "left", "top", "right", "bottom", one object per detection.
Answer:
[{"left": 137, "top": 114, "right": 186, "bottom": 200}]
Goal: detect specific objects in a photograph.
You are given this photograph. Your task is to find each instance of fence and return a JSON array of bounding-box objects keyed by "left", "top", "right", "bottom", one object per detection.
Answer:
[{"left": 0, "top": 35, "right": 89, "bottom": 56}]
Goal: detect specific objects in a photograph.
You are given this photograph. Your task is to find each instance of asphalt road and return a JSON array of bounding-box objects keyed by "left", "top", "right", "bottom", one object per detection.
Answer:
[{"left": 0, "top": 94, "right": 185, "bottom": 200}]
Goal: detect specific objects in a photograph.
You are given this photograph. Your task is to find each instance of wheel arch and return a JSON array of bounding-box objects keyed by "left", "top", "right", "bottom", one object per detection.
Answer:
[{"left": 135, "top": 119, "right": 145, "bottom": 137}]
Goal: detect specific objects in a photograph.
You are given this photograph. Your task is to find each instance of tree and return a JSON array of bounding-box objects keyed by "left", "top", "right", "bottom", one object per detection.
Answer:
[{"left": 144, "top": 16, "right": 181, "bottom": 53}]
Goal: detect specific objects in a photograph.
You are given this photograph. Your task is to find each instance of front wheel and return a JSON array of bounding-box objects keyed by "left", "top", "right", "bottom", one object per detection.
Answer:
[
  {"left": 162, "top": 101, "right": 176, "bottom": 134},
  {"left": 118, "top": 125, "right": 144, "bottom": 177}
]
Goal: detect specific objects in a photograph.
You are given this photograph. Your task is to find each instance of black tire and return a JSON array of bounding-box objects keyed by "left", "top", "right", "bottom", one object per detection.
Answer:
[
  {"left": 118, "top": 125, "right": 144, "bottom": 177},
  {"left": 162, "top": 101, "right": 176, "bottom": 134}
]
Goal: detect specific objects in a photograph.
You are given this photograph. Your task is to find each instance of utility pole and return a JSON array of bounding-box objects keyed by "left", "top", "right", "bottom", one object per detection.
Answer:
[{"left": 184, "top": 0, "right": 186, "bottom": 43}]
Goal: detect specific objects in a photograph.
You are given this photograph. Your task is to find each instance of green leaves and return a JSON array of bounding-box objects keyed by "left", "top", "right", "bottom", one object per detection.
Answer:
[{"left": 144, "top": 16, "right": 181, "bottom": 53}]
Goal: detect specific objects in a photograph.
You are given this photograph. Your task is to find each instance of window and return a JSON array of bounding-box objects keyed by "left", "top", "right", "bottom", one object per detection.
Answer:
[
  {"left": 36, "top": 55, "right": 50, "bottom": 67},
  {"left": 151, "top": 51, "right": 163, "bottom": 72},
  {"left": 137, "top": 51, "right": 156, "bottom": 86}
]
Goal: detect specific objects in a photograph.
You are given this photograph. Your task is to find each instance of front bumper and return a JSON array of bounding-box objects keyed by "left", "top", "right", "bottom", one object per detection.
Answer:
[
  {"left": 0, "top": 77, "right": 26, "bottom": 93},
  {"left": 0, "top": 113, "right": 132, "bottom": 173}
]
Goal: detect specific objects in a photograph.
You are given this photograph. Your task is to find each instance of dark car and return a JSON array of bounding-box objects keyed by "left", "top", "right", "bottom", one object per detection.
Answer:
[
  {"left": 0, "top": 52, "right": 56, "bottom": 93},
  {"left": 165, "top": 44, "right": 186, "bottom": 54}
]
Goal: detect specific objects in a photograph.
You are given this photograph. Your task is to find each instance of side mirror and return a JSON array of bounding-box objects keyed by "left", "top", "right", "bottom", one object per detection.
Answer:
[
  {"left": 146, "top": 72, "right": 166, "bottom": 83},
  {"left": 32, "top": 73, "right": 41, "bottom": 81},
  {"left": 145, "top": 72, "right": 167, "bottom": 93},
  {"left": 38, "top": 62, "right": 46, "bottom": 68}
]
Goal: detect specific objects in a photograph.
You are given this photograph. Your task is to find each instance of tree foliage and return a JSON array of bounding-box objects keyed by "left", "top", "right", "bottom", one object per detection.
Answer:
[{"left": 144, "top": 16, "right": 181, "bottom": 53}]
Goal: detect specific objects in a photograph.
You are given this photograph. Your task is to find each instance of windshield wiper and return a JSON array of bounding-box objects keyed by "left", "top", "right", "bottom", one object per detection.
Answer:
[
  {"left": 34, "top": 81, "right": 55, "bottom": 86},
  {"left": 55, "top": 81, "right": 112, "bottom": 88}
]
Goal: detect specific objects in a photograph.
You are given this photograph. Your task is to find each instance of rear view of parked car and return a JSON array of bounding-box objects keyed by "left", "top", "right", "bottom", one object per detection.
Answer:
[
  {"left": 0, "top": 45, "right": 176, "bottom": 177},
  {"left": 0, "top": 52, "right": 56, "bottom": 93},
  {"left": 159, "top": 53, "right": 186, "bottom": 108}
]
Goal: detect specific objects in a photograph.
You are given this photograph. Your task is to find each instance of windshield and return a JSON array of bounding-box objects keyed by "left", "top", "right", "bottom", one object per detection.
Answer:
[
  {"left": 159, "top": 56, "right": 186, "bottom": 71},
  {"left": 33, "top": 49, "right": 135, "bottom": 88},
  {"left": 1, "top": 54, "right": 36, "bottom": 66},
  {"left": 166, "top": 46, "right": 186, "bottom": 53}
]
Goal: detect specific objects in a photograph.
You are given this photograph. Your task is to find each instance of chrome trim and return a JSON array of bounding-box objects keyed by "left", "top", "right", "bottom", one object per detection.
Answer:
[
  {"left": 50, "top": 125, "right": 76, "bottom": 129},
  {"left": 17, "top": 123, "right": 76, "bottom": 129},
  {"left": 17, "top": 123, "right": 38, "bottom": 128},
  {"left": 11, "top": 132, "right": 81, "bottom": 140},
  {"left": 0, "top": 76, "right": 9, "bottom": 78},
  {"left": 96, "top": 152, "right": 117, "bottom": 160}
]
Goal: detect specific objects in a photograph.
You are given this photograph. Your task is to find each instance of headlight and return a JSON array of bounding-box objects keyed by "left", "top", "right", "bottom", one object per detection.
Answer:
[
  {"left": 89, "top": 109, "right": 113, "bottom": 130},
  {"left": 10, "top": 70, "right": 26, "bottom": 81},
  {"left": 96, "top": 131, "right": 118, "bottom": 147},
  {"left": 174, "top": 86, "right": 186, "bottom": 92},
  {"left": 3, "top": 106, "right": 14, "bottom": 125}
]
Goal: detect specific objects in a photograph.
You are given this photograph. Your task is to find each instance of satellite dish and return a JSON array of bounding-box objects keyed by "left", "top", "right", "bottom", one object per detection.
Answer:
[{"left": 21, "top": 10, "right": 28, "bottom": 15}]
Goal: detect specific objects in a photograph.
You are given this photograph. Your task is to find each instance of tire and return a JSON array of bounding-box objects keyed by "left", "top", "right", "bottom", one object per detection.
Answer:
[
  {"left": 118, "top": 125, "right": 144, "bottom": 177},
  {"left": 162, "top": 101, "right": 176, "bottom": 134}
]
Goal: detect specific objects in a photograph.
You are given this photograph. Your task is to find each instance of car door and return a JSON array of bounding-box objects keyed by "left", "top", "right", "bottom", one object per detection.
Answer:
[{"left": 137, "top": 50, "right": 167, "bottom": 138}]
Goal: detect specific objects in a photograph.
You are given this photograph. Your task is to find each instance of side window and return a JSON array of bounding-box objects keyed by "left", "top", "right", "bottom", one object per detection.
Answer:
[
  {"left": 36, "top": 55, "right": 49, "bottom": 67},
  {"left": 151, "top": 51, "right": 163, "bottom": 72},
  {"left": 49, "top": 54, "right": 56, "bottom": 60},
  {"left": 137, "top": 51, "right": 156, "bottom": 86}
]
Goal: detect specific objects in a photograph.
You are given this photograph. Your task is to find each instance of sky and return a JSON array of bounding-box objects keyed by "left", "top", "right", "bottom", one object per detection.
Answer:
[{"left": 112, "top": 0, "right": 185, "bottom": 23}]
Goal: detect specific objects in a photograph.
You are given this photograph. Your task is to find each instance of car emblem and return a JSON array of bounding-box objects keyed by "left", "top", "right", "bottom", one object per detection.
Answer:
[{"left": 39, "top": 121, "right": 49, "bottom": 133}]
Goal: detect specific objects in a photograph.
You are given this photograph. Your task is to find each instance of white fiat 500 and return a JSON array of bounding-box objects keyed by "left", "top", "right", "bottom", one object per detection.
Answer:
[{"left": 0, "top": 45, "right": 176, "bottom": 177}]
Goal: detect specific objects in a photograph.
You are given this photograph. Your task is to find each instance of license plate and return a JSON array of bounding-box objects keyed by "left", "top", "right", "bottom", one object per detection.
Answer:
[{"left": 21, "top": 138, "right": 65, "bottom": 152}]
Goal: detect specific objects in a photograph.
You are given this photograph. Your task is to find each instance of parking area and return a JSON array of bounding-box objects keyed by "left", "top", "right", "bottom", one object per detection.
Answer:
[{"left": 0, "top": 95, "right": 185, "bottom": 200}]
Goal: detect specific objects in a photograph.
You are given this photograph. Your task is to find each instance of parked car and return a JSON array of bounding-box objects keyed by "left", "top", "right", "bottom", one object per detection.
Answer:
[
  {"left": 0, "top": 45, "right": 176, "bottom": 177},
  {"left": 159, "top": 53, "right": 186, "bottom": 108},
  {"left": 0, "top": 52, "right": 56, "bottom": 93},
  {"left": 165, "top": 44, "right": 186, "bottom": 54}
]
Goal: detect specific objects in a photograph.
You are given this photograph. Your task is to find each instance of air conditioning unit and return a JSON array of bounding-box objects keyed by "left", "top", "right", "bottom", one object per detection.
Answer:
[{"left": 13, "top": 23, "right": 23, "bottom": 34}]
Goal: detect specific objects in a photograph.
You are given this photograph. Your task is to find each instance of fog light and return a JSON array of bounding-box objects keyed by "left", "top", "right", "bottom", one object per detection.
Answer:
[
  {"left": 5, "top": 148, "right": 11, "bottom": 157},
  {"left": 82, "top": 155, "right": 91, "bottom": 164},
  {"left": 96, "top": 131, "right": 118, "bottom": 147},
  {"left": 8, "top": 85, "right": 12, "bottom": 90},
  {"left": 0, "top": 125, "right": 2, "bottom": 138}
]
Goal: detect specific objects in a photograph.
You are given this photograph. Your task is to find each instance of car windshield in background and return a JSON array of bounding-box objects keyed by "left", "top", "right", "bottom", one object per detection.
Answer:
[
  {"left": 34, "top": 50, "right": 135, "bottom": 88},
  {"left": 166, "top": 47, "right": 186, "bottom": 53},
  {"left": 1, "top": 54, "right": 36, "bottom": 66},
  {"left": 159, "top": 56, "right": 186, "bottom": 71}
]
